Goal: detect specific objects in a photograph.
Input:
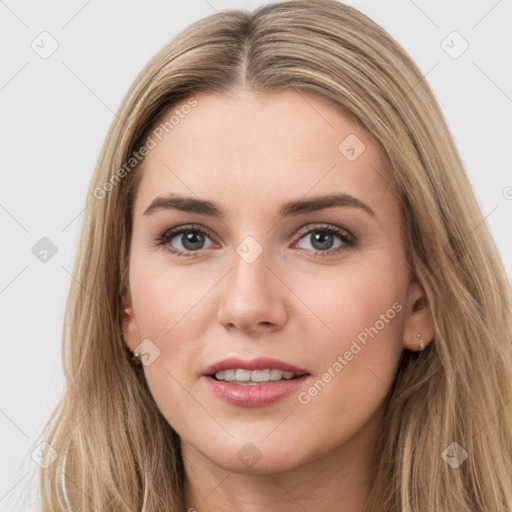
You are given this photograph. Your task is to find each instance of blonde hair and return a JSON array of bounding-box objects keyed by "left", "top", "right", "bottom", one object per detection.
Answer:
[{"left": 34, "top": 0, "right": 512, "bottom": 510}]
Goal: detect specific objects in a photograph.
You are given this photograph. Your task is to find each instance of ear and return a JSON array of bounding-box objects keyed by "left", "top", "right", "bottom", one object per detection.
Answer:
[
  {"left": 121, "top": 290, "right": 140, "bottom": 352},
  {"left": 402, "top": 277, "right": 435, "bottom": 351}
]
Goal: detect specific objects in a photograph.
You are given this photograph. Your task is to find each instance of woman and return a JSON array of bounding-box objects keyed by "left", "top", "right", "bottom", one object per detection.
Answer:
[{"left": 37, "top": 0, "right": 512, "bottom": 510}]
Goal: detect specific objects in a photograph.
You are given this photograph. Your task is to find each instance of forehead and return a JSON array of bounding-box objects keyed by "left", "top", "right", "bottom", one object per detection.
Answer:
[{"left": 134, "top": 90, "right": 392, "bottom": 217}]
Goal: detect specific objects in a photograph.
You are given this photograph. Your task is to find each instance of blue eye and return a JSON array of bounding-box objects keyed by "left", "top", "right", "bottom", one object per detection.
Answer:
[
  {"left": 155, "top": 224, "right": 215, "bottom": 256},
  {"left": 155, "top": 223, "right": 355, "bottom": 258},
  {"left": 294, "top": 224, "right": 355, "bottom": 258}
]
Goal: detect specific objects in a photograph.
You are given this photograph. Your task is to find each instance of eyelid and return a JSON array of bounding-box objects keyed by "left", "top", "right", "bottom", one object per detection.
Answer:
[{"left": 294, "top": 222, "right": 353, "bottom": 240}]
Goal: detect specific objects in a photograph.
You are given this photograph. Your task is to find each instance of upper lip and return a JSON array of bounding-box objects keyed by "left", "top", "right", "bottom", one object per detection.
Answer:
[{"left": 203, "top": 357, "right": 309, "bottom": 376}]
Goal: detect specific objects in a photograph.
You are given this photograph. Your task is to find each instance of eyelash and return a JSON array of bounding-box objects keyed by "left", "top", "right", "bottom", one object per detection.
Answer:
[{"left": 154, "top": 223, "right": 356, "bottom": 259}]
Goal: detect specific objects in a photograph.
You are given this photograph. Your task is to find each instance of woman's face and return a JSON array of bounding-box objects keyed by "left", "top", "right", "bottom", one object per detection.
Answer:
[{"left": 122, "top": 89, "right": 429, "bottom": 474}]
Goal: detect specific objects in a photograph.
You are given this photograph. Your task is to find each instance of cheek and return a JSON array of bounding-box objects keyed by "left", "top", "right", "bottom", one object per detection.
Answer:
[
  {"left": 291, "top": 252, "right": 406, "bottom": 408},
  {"left": 128, "top": 258, "right": 214, "bottom": 428},
  {"left": 293, "top": 254, "right": 406, "bottom": 353},
  {"left": 290, "top": 270, "right": 405, "bottom": 455},
  {"left": 129, "top": 254, "right": 211, "bottom": 340}
]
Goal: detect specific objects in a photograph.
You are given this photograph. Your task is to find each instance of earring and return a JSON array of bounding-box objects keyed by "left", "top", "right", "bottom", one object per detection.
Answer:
[
  {"left": 417, "top": 333, "right": 425, "bottom": 351},
  {"left": 128, "top": 348, "right": 143, "bottom": 366}
]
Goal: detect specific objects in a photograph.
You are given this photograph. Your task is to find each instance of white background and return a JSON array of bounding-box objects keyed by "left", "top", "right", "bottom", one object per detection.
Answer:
[{"left": 1, "top": 0, "right": 511, "bottom": 509}]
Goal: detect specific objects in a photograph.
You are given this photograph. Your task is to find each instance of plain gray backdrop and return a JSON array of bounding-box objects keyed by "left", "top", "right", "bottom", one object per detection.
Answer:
[{"left": 1, "top": 0, "right": 511, "bottom": 509}]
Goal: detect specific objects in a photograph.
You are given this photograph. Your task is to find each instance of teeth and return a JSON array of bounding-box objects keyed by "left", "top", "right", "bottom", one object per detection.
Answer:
[
  {"left": 250, "top": 369, "right": 269, "bottom": 382},
  {"left": 269, "top": 369, "right": 282, "bottom": 381},
  {"left": 214, "top": 368, "right": 299, "bottom": 383},
  {"left": 235, "top": 369, "right": 251, "bottom": 381}
]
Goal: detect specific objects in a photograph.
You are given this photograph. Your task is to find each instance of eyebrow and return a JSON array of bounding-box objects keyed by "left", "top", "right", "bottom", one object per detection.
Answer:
[{"left": 143, "top": 193, "right": 376, "bottom": 219}]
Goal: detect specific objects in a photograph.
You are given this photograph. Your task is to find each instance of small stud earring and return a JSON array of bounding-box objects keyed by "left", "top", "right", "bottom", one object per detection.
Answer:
[
  {"left": 417, "top": 333, "right": 425, "bottom": 351},
  {"left": 128, "top": 348, "right": 143, "bottom": 365}
]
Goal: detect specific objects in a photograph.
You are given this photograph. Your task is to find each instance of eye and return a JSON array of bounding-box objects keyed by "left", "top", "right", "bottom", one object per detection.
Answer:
[
  {"left": 155, "top": 224, "right": 216, "bottom": 257},
  {"left": 293, "top": 224, "right": 355, "bottom": 258}
]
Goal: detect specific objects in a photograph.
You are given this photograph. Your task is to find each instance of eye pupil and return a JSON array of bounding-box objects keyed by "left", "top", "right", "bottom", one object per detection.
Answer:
[{"left": 182, "top": 231, "right": 204, "bottom": 250}]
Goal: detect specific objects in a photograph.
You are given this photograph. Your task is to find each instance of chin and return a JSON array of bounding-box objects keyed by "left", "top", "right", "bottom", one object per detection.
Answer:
[
  {"left": 212, "top": 448, "right": 304, "bottom": 475},
  {"left": 191, "top": 431, "right": 309, "bottom": 475}
]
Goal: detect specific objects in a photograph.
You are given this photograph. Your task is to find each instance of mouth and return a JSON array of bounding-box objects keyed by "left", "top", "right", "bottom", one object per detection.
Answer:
[
  {"left": 203, "top": 356, "right": 310, "bottom": 382},
  {"left": 202, "top": 357, "right": 311, "bottom": 407}
]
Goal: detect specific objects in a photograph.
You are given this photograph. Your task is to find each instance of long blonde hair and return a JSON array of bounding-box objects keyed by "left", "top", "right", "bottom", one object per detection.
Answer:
[{"left": 35, "top": 0, "right": 512, "bottom": 510}]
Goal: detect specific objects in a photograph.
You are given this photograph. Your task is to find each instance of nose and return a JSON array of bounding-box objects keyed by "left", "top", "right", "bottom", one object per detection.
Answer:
[{"left": 216, "top": 247, "right": 287, "bottom": 334}]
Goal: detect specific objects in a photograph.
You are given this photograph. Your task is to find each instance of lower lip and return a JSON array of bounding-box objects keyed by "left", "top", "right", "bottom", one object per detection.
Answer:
[{"left": 203, "top": 375, "right": 310, "bottom": 408}]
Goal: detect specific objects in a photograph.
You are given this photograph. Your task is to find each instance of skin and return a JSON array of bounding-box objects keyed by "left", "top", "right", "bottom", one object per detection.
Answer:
[{"left": 122, "top": 89, "right": 434, "bottom": 512}]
